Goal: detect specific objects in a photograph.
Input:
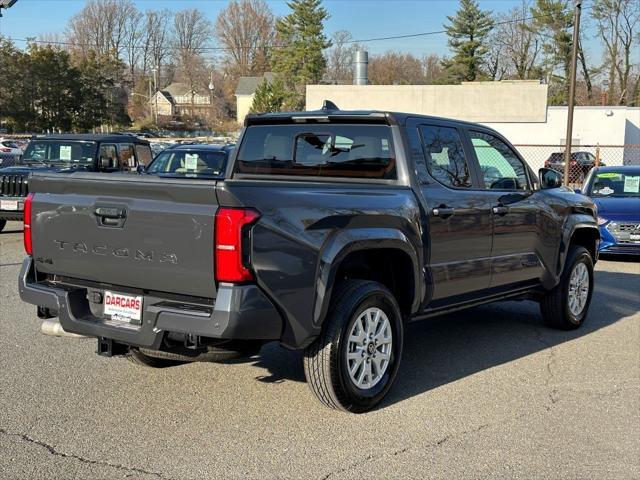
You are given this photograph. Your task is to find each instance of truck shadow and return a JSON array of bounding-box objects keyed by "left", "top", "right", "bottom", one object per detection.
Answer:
[{"left": 249, "top": 269, "right": 639, "bottom": 409}]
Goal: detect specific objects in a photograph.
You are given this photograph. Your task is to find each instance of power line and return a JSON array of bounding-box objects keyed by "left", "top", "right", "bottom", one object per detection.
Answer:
[{"left": 2, "top": 4, "right": 593, "bottom": 54}]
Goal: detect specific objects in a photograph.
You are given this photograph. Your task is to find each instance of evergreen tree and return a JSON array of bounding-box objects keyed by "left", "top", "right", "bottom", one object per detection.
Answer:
[
  {"left": 530, "top": 0, "right": 573, "bottom": 105},
  {"left": 271, "top": 0, "right": 331, "bottom": 110},
  {"left": 442, "top": 0, "right": 494, "bottom": 82},
  {"left": 249, "top": 78, "right": 287, "bottom": 113},
  {"left": 74, "top": 51, "right": 131, "bottom": 130},
  {"left": 28, "top": 44, "right": 82, "bottom": 132}
]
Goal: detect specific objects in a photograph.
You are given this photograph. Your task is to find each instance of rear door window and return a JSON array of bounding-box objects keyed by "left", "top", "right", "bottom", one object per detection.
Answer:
[
  {"left": 236, "top": 124, "right": 396, "bottom": 179},
  {"left": 135, "top": 144, "right": 153, "bottom": 166},
  {"left": 118, "top": 143, "right": 136, "bottom": 171},
  {"left": 419, "top": 125, "right": 473, "bottom": 188},
  {"left": 99, "top": 144, "right": 117, "bottom": 169}
]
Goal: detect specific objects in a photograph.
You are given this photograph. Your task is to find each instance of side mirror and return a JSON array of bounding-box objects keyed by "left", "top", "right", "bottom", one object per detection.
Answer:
[
  {"left": 136, "top": 164, "right": 146, "bottom": 173},
  {"left": 574, "top": 188, "right": 581, "bottom": 194},
  {"left": 538, "top": 168, "right": 563, "bottom": 189}
]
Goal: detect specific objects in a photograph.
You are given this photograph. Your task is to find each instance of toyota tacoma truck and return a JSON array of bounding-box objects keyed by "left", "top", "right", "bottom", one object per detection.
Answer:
[{"left": 19, "top": 104, "right": 599, "bottom": 412}]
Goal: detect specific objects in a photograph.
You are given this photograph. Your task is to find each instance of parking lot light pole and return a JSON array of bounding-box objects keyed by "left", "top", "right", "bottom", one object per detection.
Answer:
[{"left": 563, "top": 0, "right": 582, "bottom": 186}]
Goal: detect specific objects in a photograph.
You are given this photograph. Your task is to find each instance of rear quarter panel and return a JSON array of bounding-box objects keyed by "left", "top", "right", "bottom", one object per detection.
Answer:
[{"left": 216, "top": 180, "right": 423, "bottom": 348}]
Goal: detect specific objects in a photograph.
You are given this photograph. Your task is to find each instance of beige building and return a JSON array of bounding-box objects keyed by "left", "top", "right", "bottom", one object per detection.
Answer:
[
  {"left": 235, "top": 73, "right": 274, "bottom": 124},
  {"left": 150, "top": 83, "right": 212, "bottom": 119},
  {"left": 306, "top": 80, "right": 549, "bottom": 123},
  {"left": 306, "top": 80, "right": 640, "bottom": 169}
]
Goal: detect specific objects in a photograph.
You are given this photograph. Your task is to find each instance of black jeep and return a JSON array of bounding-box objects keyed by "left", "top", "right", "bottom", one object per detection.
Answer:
[{"left": 0, "top": 134, "right": 152, "bottom": 231}]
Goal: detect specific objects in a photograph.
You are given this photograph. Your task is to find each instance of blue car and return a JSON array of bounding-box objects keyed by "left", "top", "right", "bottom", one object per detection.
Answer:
[{"left": 579, "top": 166, "right": 640, "bottom": 255}]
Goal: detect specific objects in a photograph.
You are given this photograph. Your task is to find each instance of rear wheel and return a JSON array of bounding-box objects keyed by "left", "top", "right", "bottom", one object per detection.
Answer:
[
  {"left": 304, "top": 280, "right": 404, "bottom": 413},
  {"left": 540, "top": 245, "right": 594, "bottom": 330}
]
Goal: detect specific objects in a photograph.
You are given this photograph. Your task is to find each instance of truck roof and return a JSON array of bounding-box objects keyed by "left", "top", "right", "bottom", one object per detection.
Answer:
[
  {"left": 30, "top": 133, "right": 150, "bottom": 145},
  {"left": 245, "top": 102, "right": 500, "bottom": 134}
]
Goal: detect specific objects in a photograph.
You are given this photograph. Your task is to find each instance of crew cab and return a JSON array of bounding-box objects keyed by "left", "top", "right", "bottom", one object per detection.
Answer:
[
  {"left": 18, "top": 105, "right": 599, "bottom": 412},
  {"left": 0, "top": 134, "right": 152, "bottom": 231}
]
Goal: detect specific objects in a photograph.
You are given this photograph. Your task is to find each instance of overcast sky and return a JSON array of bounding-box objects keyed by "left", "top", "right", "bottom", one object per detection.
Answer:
[{"left": 0, "top": 0, "right": 603, "bottom": 61}]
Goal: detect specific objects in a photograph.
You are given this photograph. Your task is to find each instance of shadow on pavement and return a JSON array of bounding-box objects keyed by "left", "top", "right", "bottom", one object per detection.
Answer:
[
  {"left": 599, "top": 253, "right": 640, "bottom": 263},
  {"left": 248, "top": 268, "right": 640, "bottom": 409}
]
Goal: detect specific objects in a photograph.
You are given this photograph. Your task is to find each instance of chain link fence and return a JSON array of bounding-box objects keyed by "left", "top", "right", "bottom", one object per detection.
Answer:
[
  {"left": 0, "top": 153, "right": 21, "bottom": 168},
  {"left": 514, "top": 144, "right": 640, "bottom": 187}
]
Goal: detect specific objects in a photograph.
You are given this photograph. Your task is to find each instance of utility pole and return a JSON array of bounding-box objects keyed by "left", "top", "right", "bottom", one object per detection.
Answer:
[
  {"left": 208, "top": 71, "right": 215, "bottom": 129},
  {"left": 148, "top": 76, "right": 153, "bottom": 121},
  {"left": 152, "top": 66, "right": 159, "bottom": 125},
  {"left": 563, "top": 0, "right": 582, "bottom": 186}
]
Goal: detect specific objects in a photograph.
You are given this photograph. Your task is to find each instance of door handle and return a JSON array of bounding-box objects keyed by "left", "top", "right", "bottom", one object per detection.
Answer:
[
  {"left": 492, "top": 205, "right": 509, "bottom": 216},
  {"left": 432, "top": 206, "right": 455, "bottom": 218}
]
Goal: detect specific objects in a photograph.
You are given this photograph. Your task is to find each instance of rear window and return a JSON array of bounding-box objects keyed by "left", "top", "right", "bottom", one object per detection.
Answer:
[{"left": 236, "top": 125, "right": 396, "bottom": 179}]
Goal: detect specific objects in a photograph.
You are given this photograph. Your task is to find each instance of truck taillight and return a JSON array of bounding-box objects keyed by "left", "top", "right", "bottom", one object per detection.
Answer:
[
  {"left": 24, "top": 193, "right": 34, "bottom": 256},
  {"left": 215, "top": 207, "right": 260, "bottom": 283}
]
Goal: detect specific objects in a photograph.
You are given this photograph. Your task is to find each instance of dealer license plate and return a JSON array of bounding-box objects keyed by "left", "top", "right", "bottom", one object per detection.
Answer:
[
  {"left": 630, "top": 233, "right": 640, "bottom": 243},
  {"left": 0, "top": 200, "right": 19, "bottom": 211},
  {"left": 103, "top": 291, "right": 143, "bottom": 324}
]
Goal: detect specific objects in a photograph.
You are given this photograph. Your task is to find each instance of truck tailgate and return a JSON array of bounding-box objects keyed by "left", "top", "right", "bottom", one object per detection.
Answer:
[{"left": 29, "top": 172, "right": 218, "bottom": 299}]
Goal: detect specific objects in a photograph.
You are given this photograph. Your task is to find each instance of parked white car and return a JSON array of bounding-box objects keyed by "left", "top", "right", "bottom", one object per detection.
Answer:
[{"left": 0, "top": 138, "right": 23, "bottom": 156}]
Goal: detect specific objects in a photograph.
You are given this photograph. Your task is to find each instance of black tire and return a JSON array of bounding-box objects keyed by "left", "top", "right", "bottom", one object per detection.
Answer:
[
  {"left": 540, "top": 245, "right": 594, "bottom": 330},
  {"left": 0, "top": 219, "right": 6, "bottom": 232},
  {"left": 303, "top": 280, "right": 404, "bottom": 413},
  {"left": 127, "top": 348, "right": 185, "bottom": 368},
  {"left": 127, "top": 341, "right": 262, "bottom": 368}
]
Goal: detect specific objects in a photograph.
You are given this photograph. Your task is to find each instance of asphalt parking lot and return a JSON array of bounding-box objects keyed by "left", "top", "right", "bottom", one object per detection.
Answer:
[{"left": 1, "top": 220, "right": 638, "bottom": 479}]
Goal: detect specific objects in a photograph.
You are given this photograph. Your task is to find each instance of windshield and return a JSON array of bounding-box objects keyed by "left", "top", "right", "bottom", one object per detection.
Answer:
[
  {"left": 1, "top": 140, "right": 20, "bottom": 149},
  {"left": 23, "top": 140, "right": 96, "bottom": 165},
  {"left": 146, "top": 149, "right": 228, "bottom": 177},
  {"left": 586, "top": 171, "right": 640, "bottom": 198},
  {"left": 236, "top": 124, "right": 396, "bottom": 179}
]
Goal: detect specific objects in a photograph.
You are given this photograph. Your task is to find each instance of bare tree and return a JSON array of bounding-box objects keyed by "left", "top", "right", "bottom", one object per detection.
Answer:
[
  {"left": 173, "top": 8, "right": 213, "bottom": 57},
  {"left": 214, "top": 0, "right": 275, "bottom": 77},
  {"left": 484, "top": 31, "right": 508, "bottom": 80},
  {"left": 421, "top": 54, "right": 444, "bottom": 84},
  {"left": 494, "top": 0, "right": 541, "bottom": 80},
  {"left": 324, "top": 30, "right": 360, "bottom": 84},
  {"left": 592, "top": 0, "right": 640, "bottom": 104},
  {"left": 369, "top": 52, "right": 425, "bottom": 85},
  {"left": 67, "top": 0, "right": 137, "bottom": 58},
  {"left": 37, "top": 33, "right": 70, "bottom": 51},
  {"left": 174, "top": 51, "right": 211, "bottom": 114},
  {"left": 123, "top": 9, "right": 143, "bottom": 86},
  {"left": 140, "top": 10, "right": 173, "bottom": 86}
]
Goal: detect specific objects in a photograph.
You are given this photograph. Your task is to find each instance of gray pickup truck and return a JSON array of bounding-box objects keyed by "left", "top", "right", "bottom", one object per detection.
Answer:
[{"left": 19, "top": 104, "right": 599, "bottom": 412}]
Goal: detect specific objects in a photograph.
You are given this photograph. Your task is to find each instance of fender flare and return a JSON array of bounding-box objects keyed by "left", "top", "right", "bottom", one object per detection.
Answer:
[
  {"left": 543, "top": 216, "right": 599, "bottom": 289},
  {"left": 312, "top": 227, "right": 423, "bottom": 329}
]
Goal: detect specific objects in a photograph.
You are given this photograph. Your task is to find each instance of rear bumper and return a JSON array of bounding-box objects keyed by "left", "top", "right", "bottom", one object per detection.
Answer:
[
  {"left": 18, "top": 257, "right": 283, "bottom": 348},
  {"left": 0, "top": 196, "right": 24, "bottom": 221},
  {"left": 0, "top": 211, "right": 23, "bottom": 221}
]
